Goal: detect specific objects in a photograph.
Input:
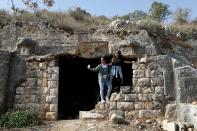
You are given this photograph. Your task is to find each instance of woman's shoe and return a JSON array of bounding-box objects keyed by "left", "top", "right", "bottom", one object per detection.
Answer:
[
  {"left": 105, "top": 97, "right": 109, "bottom": 102},
  {"left": 101, "top": 99, "right": 105, "bottom": 103}
]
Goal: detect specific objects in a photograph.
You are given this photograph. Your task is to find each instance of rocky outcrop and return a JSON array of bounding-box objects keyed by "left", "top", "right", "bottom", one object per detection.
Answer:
[
  {"left": 173, "top": 65, "right": 197, "bottom": 128},
  {"left": 0, "top": 22, "right": 77, "bottom": 52},
  {"left": 177, "top": 104, "right": 197, "bottom": 129},
  {"left": 175, "top": 66, "right": 197, "bottom": 103}
]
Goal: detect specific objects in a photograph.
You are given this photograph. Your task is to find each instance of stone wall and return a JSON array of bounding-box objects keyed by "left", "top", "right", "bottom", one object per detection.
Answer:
[
  {"left": 148, "top": 55, "right": 174, "bottom": 100},
  {"left": 12, "top": 54, "right": 169, "bottom": 121},
  {"left": 14, "top": 59, "right": 59, "bottom": 120}
]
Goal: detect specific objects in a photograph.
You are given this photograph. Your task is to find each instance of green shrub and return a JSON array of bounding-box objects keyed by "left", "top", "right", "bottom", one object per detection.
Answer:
[
  {"left": 68, "top": 7, "right": 91, "bottom": 21},
  {"left": 128, "top": 18, "right": 163, "bottom": 34},
  {"left": 0, "top": 111, "right": 39, "bottom": 128}
]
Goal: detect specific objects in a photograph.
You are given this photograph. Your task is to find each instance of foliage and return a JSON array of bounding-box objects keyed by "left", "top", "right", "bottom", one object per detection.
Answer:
[
  {"left": 0, "top": 8, "right": 111, "bottom": 33},
  {"left": 149, "top": 1, "right": 172, "bottom": 22},
  {"left": 112, "top": 10, "right": 147, "bottom": 21},
  {"left": 169, "top": 24, "right": 197, "bottom": 40},
  {"left": 128, "top": 10, "right": 148, "bottom": 22},
  {"left": 68, "top": 7, "right": 91, "bottom": 21},
  {"left": 132, "top": 18, "right": 163, "bottom": 33},
  {"left": 112, "top": 15, "right": 131, "bottom": 21},
  {"left": 94, "top": 15, "right": 111, "bottom": 25},
  {"left": 39, "top": 9, "right": 110, "bottom": 33},
  {"left": 0, "top": 10, "right": 11, "bottom": 27},
  {"left": 36, "top": 10, "right": 79, "bottom": 33},
  {"left": 173, "top": 8, "right": 190, "bottom": 25},
  {"left": 0, "top": 110, "right": 39, "bottom": 128},
  {"left": 192, "top": 17, "right": 197, "bottom": 24},
  {"left": 12, "top": 0, "right": 54, "bottom": 10},
  {"left": 0, "top": 10, "right": 8, "bottom": 17},
  {"left": 85, "top": 15, "right": 111, "bottom": 29}
]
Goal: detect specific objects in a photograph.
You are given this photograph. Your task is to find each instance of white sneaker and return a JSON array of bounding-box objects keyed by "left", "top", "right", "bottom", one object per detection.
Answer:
[
  {"left": 105, "top": 97, "right": 109, "bottom": 102},
  {"left": 101, "top": 99, "right": 105, "bottom": 103}
]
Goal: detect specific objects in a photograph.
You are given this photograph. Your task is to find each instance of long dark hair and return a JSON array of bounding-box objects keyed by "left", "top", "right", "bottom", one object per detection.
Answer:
[
  {"left": 112, "top": 50, "right": 122, "bottom": 62},
  {"left": 116, "top": 50, "right": 122, "bottom": 58}
]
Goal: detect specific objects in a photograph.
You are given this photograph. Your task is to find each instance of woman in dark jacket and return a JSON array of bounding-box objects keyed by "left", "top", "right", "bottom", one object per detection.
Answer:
[{"left": 111, "top": 50, "right": 123, "bottom": 93}]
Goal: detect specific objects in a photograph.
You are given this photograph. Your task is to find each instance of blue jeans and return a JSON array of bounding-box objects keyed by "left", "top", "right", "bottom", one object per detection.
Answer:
[
  {"left": 98, "top": 78, "right": 112, "bottom": 101},
  {"left": 111, "top": 66, "right": 123, "bottom": 80}
]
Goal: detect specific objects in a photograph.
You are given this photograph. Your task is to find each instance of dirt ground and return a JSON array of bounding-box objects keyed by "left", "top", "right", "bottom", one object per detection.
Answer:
[{"left": 27, "top": 119, "right": 163, "bottom": 131}]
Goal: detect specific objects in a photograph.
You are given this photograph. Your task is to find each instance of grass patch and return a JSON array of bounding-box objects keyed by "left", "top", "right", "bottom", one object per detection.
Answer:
[
  {"left": 169, "top": 24, "right": 197, "bottom": 40},
  {"left": 0, "top": 110, "right": 39, "bottom": 128},
  {"left": 0, "top": 9, "right": 111, "bottom": 34}
]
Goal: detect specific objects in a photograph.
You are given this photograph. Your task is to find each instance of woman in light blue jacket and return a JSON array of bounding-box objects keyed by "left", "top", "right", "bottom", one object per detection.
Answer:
[{"left": 87, "top": 57, "right": 112, "bottom": 103}]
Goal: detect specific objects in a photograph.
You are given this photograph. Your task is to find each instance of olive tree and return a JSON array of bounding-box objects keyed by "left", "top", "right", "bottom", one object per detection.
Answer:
[
  {"left": 149, "top": 1, "right": 171, "bottom": 22},
  {"left": 128, "top": 10, "right": 147, "bottom": 21}
]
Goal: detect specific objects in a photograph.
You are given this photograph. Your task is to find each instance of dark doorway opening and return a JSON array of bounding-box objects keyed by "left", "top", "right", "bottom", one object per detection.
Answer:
[
  {"left": 58, "top": 55, "right": 100, "bottom": 120},
  {"left": 122, "top": 62, "right": 135, "bottom": 86},
  {"left": 58, "top": 55, "right": 136, "bottom": 120}
]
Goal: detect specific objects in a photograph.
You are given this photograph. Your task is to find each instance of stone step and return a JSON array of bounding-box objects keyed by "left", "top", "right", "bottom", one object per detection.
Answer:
[
  {"left": 162, "top": 120, "right": 179, "bottom": 131},
  {"left": 120, "top": 86, "right": 132, "bottom": 94},
  {"left": 79, "top": 111, "right": 105, "bottom": 120}
]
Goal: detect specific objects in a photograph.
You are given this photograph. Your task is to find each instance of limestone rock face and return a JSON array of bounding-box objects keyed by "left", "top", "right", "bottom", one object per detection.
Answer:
[
  {"left": 109, "top": 19, "right": 130, "bottom": 29},
  {"left": 78, "top": 41, "right": 109, "bottom": 58},
  {"left": 175, "top": 66, "right": 197, "bottom": 103},
  {"left": 16, "top": 38, "right": 38, "bottom": 55},
  {"left": 109, "top": 40, "right": 144, "bottom": 58}
]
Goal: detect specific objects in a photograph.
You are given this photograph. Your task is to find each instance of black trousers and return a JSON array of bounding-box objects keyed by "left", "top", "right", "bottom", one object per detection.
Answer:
[{"left": 112, "top": 76, "right": 122, "bottom": 93}]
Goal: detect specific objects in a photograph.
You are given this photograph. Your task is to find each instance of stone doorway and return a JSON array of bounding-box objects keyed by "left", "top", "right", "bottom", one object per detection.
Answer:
[
  {"left": 58, "top": 55, "right": 100, "bottom": 119},
  {"left": 122, "top": 62, "right": 134, "bottom": 86},
  {"left": 58, "top": 55, "right": 135, "bottom": 119}
]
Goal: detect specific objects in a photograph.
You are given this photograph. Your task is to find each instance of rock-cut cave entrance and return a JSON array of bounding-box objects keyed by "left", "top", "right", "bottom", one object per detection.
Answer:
[
  {"left": 58, "top": 55, "right": 135, "bottom": 120},
  {"left": 58, "top": 55, "right": 100, "bottom": 119}
]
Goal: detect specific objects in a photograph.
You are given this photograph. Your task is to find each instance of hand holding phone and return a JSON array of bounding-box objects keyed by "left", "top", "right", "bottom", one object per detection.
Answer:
[{"left": 87, "top": 64, "right": 90, "bottom": 69}]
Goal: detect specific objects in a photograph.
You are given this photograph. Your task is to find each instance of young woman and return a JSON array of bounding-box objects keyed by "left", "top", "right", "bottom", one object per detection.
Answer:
[
  {"left": 111, "top": 50, "right": 123, "bottom": 93},
  {"left": 87, "top": 57, "right": 112, "bottom": 103}
]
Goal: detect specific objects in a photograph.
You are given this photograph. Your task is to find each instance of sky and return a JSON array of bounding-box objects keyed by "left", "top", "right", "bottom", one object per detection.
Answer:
[{"left": 0, "top": 0, "right": 197, "bottom": 20}]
